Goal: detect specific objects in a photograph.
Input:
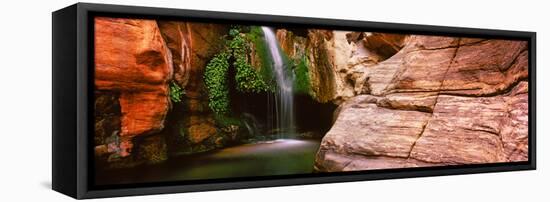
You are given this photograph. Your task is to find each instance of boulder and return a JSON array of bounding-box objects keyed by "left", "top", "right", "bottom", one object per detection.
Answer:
[
  {"left": 410, "top": 82, "right": 528, "bottom": 164},
  {"left": 315, "top": 95, "right": 432, "bottom": 171},
  {"left": 315, "top": 35, "right": 529, "bottom": 171}
]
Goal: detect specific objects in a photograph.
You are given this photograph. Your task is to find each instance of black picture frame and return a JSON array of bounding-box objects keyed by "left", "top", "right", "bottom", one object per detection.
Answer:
[{"left": 52, "top": 2, "right": 536, "bottom": 199}]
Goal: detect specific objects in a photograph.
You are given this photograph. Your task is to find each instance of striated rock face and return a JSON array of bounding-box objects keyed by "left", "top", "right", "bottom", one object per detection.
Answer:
[
  {"left": 158, "top": 22, "right": 228, "bottom": 96},
  {"left": 361, "top": 33, "right": 406, "bottom": 61},
  {"left": 157, "top": 21, "right": 192, "bottom": 87},
  {"left": 157, "top": 21, "right": 231, "bottom": 154},
  {"left": 92, "top": 18, "right": 529, "bottom": 172},
  {"left": 275, "top": 29, "right": 355, "bottom": 103},
  {"left": 410, "top": 82, "right": 528, "bottom": 164},
  {"left": 306, "top": 30, "right": 340, "bottom": 102},
  {"left": 275, "top": 29, "right": 408, "bottom": 104},
  {"left": 315, "top": 36, "right": 529, "bottom": 171},
  {"left": 94, "top": 17, "right": 173, "bottom": 164},
  {"left": 95, "top": 18, "right": 233, "bottom": 168},
  {"left": 276, "top": 29, "right": 307, "bottom": 60}
]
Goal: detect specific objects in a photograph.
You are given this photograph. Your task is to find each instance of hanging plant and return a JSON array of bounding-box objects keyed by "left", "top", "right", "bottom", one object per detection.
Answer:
[
  {"left": 204, "top": 51, "right": 231, "bottom": 115},
  {"left": 204, "top": 28, "right": 272, "bottom": 115},
  {"left": 169, "top": 81, "right": 185, "bottom": 103}
]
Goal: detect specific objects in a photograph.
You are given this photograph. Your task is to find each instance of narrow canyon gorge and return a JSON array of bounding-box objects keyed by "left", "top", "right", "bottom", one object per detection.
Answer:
[{"left": 93, "top": 16, "right": 529, "bottom": 179}]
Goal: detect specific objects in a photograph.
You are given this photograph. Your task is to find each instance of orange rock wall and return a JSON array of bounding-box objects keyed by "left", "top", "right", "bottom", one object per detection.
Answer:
[{"left": 95, "top": 17, "right": 173, "bottom": 139}]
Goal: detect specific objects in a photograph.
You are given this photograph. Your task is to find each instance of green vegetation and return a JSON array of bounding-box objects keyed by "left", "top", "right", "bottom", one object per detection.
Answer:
[
  {"left": 205, "top": 27, "right": 272, "bottom": 116},
  {"left": 293, "top": 54, "right": 311, "bottom": 95},
  {"left": 169, "top": 81, "right": 185, "bottom": 103},
  {"left": 247, "top": 26, "right": 275, "bottom": 90},
  {"left": 205, "top": 26, "right": 313, "bottom": 118},
  {"left": 214, "top": 114, "right": 243, "bottom": 128},
  {"left": 247, "top": 26, "right": 311, "bottom": 95},
  {"left": 230, "top": 28, "right": 269, "bottom": 93},
  {"left": 204, "top": 52, "right": 231, "bottom": 115}
]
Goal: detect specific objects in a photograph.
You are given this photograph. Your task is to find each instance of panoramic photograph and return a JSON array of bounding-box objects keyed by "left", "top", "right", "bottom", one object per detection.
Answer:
[{"left": 93, "top": 17, "right": 529, "bottom": 185}]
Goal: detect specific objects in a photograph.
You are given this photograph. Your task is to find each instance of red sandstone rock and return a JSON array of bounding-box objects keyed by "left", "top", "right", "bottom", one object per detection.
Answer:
[
  {"left": 95, "top": 17, "right": 173, "bottom": 138},
  {"left": 157, "top": 21, "right": 192, "bottom": 88},
  {"left": 315, "top": 35, "right": 529, "bottom": 171},
  {"left": 157, "top": 21, "right": 228, "bottom": 145},
  {"left": 363, "top": 33, "right": 407, "bottom": 59}
]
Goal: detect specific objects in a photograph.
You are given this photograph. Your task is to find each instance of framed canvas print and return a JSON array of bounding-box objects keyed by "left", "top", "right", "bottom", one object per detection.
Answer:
[{"left": 52, "top": 3, "right": 536, "bottom": 199}]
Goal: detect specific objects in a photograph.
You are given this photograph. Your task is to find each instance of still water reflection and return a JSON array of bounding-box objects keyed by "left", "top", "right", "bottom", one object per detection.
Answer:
[{"left": 96, "top": 139, "right": 321, "bottom": 185}]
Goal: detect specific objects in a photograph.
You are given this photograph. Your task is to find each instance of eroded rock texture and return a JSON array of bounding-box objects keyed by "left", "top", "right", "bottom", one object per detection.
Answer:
[
  {"left": 315, "top": 35, "right": 529, "bottom": 171},
  {"left": 157, "top": 21, "right": 236, "bottom": 155},
  {"left": 95, "top": 17, "right": 173, "bottom": 139},
  {"left": 276, "top": 29, "right": 409, "bottom": 104},
  {"left": 94, "top": 17, "right": 172, "bottom": 167},
  {"left": 94, "top": 18, "right": 234, "bottom": 168}
]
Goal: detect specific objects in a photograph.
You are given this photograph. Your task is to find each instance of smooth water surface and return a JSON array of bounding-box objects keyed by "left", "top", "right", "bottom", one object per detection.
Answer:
[{"left": 96, "top": 139, "right": 321, "bottom": 185}]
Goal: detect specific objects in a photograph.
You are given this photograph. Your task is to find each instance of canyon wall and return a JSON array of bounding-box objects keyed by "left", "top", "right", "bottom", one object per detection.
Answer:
[
  {"left": 157, "top": 21, "right": 242, "bottom": 155},
  {"left": 94, "top": 18, "right": 232, "bottom": 168},
  {"left": 276, "top": 29, "right": 407, "bottom": 104},
  {"left": 93, "top": 18, "right": 529, "bottom": 171},
  {"left": 307, "top": 32, "right": 529, "bottom": 171},
  {"left": 94, "top": 17, "right": 173, "bottom": 167}
]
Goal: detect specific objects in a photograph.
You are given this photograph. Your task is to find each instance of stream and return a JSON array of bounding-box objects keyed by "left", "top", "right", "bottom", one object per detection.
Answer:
[{"left": 96, "top": 138, "right": 321, "bottom": 185}]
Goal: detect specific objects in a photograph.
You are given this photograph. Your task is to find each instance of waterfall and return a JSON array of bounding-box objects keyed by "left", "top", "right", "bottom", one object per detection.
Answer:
[
  {"left": 241, "top": 113, "right": 260, "bottom": 137},
  {"left": 261, "top": 26, "right": 295, "bottom": 135}
]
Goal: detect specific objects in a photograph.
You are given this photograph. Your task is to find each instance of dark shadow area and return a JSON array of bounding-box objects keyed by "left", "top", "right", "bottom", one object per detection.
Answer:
[
  {"left": 294, "top": 94, "right": 337, "bottom": 134},
  {"left": 232, "top": 91, "right": 337, "bottom": 136}
]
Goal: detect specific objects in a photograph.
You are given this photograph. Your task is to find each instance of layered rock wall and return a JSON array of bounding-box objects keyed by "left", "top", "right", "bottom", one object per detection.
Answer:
[
  {"left": 94, "top": 17, "right": 173, "bottom": 165},
  {"left": 314, "top": 34, "right": 529, "bottom": 171},
  {"left": 158, "top": 21, "right": 233, "bottom": 155},
  {"left": 93, "top": 19, "right": 529, "bottom": 171},
  {"left": 94, "top": 18, "right": 230, "bottom": 167}
]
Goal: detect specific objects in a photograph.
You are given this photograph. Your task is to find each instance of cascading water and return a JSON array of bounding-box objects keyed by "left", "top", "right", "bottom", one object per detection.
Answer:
[{"left": 261, "top": 26, "right": 295, "bottom": 135}]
